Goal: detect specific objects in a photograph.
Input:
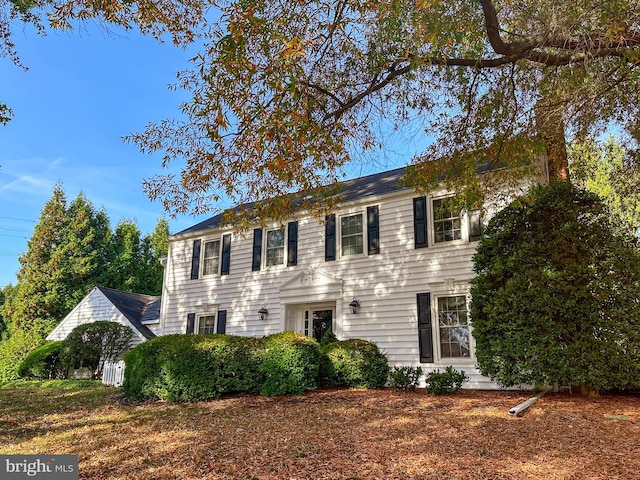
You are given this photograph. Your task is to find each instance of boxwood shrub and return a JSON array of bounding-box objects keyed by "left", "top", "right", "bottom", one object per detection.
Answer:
[
  {"left": 18, "top": 341, "right": 66, "bottom": 380},
  {"left": 123, "top": 334, "right": 261, "bottom": 401},
  {"left": 258, "top": 331, "right": 323, "bottom": 396},
  {"left": 323, "top": 339, "right": 389, "bottom": 389},
  {"left": 123, "top": 332, "right": 389, "bottom": 402}
]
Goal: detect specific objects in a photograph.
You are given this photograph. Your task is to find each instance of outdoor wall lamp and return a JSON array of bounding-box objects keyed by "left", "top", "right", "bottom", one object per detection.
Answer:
[
  {"left": 349, "top": 297, "right": 360, "bottom": 314},
  {"left": 258, "top": 305, "right": 269, "bottom": 321}
]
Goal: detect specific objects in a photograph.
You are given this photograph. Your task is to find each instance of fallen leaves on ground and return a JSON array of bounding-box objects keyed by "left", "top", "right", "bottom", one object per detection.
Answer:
[{"left": 1, "top": 384, "right": 639, "bottom": 479}]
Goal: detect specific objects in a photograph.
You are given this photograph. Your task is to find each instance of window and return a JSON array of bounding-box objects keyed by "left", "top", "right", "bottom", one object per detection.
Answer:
[
  {"left": 202, "top": 240, "right": 221, "bottom": 276},
  {"left": 433, "top": 197, "right": 462, "bottom": 243},
  {"left": 340, "top": 213, "right": 364, "bottom": 256},
  {"left": 266, "top": 228, "right": 285, "bottom": 267},
  {"left": 437, "top": 296, "right": 470, "bottom": 358},
  {"left": 197, "top": 314, "right": 216, "bottom": 334}
]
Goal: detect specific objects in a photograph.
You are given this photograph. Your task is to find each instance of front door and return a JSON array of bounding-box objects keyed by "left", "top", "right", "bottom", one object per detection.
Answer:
[
  {"left": 310, "top": 309, "right": 333, "bottom": 342},
  {"left": 287, "top": 304, "right": 335, "bottom": 341}
]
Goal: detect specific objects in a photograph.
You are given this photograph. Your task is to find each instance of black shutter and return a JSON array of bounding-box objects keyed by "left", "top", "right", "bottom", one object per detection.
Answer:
[
  {"left": 216, "top": 310, "right": 227, "bottom": 334},
  {"left": 469, "top": 209, "right": 482, "bottom": 242},
  {"left": 252, "top": 228, "right": 263, "bottom": 271},
  {"left": 325, "top": 214, "right": 336, "bottom": 261},
  {"left": 367, "top": 205, "right": 380, "bottom": 255},
  {"left": 287, "top": 221, "right": 298, "bottom": 266},
  {"left": 186, "top": 313, "right": 196, "bottom": 334},
  {"left": 413, "top": 197, "right": 428, "bottom": 249},
  {"left": 190, "top": 239, "right": 201, "bottom": 280},
  {"left": 417, "top": 293, "right": 434, "bottom": 363},
  {"left": 221, "top": 233, "right": 231, "bottom": 275}
]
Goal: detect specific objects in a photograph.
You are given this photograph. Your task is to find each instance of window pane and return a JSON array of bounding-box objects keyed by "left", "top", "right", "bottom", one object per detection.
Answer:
[
  {"left": 266, "top": 228, "right": 285, "bottom": 266},
  {"left": 341, "top": 214, "right": 363, "bottom": 256},
  {"left": 198, "top": 315, "right": 216, "bottom": 334},
  {"left": 433, "top": 197, "right": 461, "bottom": 243},
  {"left": 438, "top": 296, "right": 470, "bottom": 358},
  {"left": 203, "top": 240, "right": 220, "bottom": 275}
]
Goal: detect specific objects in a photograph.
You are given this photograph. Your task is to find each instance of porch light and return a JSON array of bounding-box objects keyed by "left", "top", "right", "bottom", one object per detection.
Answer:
[
  {"left": 349, "top": 297, "right": 360, "bottom": 314},
  {"left": 258, "top": 305, "right": 269, "bottom": 321}
]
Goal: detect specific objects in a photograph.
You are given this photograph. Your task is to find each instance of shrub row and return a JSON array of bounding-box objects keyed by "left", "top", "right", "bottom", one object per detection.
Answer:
[{"left": 123, "top": 332, "right": 390, "bottom": 401}]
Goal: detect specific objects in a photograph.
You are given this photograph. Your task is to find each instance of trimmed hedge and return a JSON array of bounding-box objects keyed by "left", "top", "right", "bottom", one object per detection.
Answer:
[
  {"left": 123, "top": 332, "right": 389, "bottom": 401},
  {"left": 18, "top": 341, "right": 66, "bottom": 380},
  {"left": 123, "top": 334, "right": 261, "bottom": 401},
  {"left": 323, "top": 339, "right": 389, "bottom": 389},
  {"left": 258, "top": 331, "right": 323, "bottom": 396}
]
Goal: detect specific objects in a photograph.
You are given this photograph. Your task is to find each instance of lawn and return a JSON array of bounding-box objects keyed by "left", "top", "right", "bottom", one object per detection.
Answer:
[{"left": 1, "top": 381, "right": 639, "bottom": 479}]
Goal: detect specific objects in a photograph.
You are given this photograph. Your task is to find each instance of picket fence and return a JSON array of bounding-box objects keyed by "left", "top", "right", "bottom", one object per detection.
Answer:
[{"left": 102, "top": 360, "right": 125, "bottom": 387}]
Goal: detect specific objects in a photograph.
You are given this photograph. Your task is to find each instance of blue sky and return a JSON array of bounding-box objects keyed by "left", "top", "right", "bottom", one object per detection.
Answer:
[
  {"left": 0, "top": 22, "right": 209, "bottom": 289},
  {"left": 0, "top": 20, "right": 424, "bottom": 290}
]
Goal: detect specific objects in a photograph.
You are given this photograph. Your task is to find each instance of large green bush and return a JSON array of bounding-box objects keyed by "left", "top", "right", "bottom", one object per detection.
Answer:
[
  {"left": 18, "top": 341, "right": 66, "bottom": 379},
  {"left": 123, "top": 334, "right": 261, "bottom": 401},
  {"left": 323, "top": 339, "right": 389, "bottom": 388},
  {"left": 258, "top": 331, "right": 323, "bottom": 396},
  {"left": 471, "top": 181, "right": 640, "bottom": 391},
  {"left": 0, "top": 318, "right": 55, "bottom": 381},
  {"left": 124, "top": 332, "right": 389, "bottom": 402},
  {"left": 61, "top": 321, "right": 133, "bottom": 378}
]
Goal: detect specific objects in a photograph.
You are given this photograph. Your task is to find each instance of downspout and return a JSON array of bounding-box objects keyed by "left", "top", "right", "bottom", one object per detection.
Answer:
[{"left": 508, "top": 386, "right": 553, "bottom": 416}]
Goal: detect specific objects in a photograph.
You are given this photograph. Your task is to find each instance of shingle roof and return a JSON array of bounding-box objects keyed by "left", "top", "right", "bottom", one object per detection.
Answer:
[
  {"left": 175, "top": 166, "right": 409, "bottom": 236},
  {"left": 97, "top": 286, "right": 160, "bottom": 340},
  {"left": 174, "top": 158, "right": 504, "bottom": 237}
]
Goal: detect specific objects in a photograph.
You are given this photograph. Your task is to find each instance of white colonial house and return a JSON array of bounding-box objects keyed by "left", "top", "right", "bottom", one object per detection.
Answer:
[
  {"left": 157, "top": 165, "right": 545, "bottom": 389},
  {"left": 50, "top": 165, "right": 545, "bottom": 388}
]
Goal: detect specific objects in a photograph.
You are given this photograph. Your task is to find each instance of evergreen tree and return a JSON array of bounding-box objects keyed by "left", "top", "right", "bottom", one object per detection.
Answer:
[
  {"left": 570, "top": 137, "right": 640, "bottom": 237},
  {"left": 471, "top": 182, "right": 640, "bottom": 392},
  {"left": 8, "top": 184, "right": 68, "bottom": 327}
]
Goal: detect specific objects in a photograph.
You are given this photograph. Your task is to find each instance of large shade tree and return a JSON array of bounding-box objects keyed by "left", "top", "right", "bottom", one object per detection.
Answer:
[
  {"left": 5, "top": 1, "right": 640, "bottom": 222},
  {"left": 123, "top": 0, "right": 640, "bottom": 224}
]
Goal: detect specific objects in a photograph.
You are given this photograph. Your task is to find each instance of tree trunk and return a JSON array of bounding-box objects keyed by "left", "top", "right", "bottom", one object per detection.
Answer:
[{"left": 535, "top": 99, "right": 570, "bottom": 181}]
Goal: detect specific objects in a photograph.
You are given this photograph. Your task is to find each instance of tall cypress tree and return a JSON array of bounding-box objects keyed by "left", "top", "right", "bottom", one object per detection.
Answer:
[
  {"left": 6, "top": 187, "right": 112, "bottom": 328},
  {"left": 8, "top": 185, "right": 68, "bottom": 328}
]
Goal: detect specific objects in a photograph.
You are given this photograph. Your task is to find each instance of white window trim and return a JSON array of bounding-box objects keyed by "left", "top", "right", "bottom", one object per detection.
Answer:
[
  {"left": 195, "top": 309, "right": 219, "bottom": 335},
  {"left": 263, "top": 225, "right": 287, "bottom": 269},
  {"left": 201, "top": 237, "right": 222, "bottom": 277},
  {"left": 338, "top": 210, "right": 366, "bottom": 259},
  {"left": 431, "top": 288, "right": 474, "bottom": 363},
  {"left": 431, "top": 195, "right": 465, "bottom": 245}
]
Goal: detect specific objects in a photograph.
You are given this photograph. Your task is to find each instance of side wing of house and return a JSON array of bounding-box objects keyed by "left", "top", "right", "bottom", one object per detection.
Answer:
[{"left": 46, "top": 287, "right": 149, "bottom": 347}]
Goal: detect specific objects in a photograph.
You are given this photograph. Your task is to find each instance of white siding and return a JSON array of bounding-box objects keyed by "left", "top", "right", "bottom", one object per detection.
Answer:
[
  {"left": 159, "top": 188, "right": 515, "bottom": 389},
  {"left": 46, "top": 288, "right": 147, "bottom": 347}
]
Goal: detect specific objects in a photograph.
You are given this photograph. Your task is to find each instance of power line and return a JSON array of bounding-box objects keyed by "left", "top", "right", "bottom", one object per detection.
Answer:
[
  {"left": 0, "top": 233, "right": 27, "bottom": 238},
  {"left": 0, "top": 216, "right": 34, "bottom": 223},
  {"left": 0, "top": 227, "right": 32, "bottom": 233}
]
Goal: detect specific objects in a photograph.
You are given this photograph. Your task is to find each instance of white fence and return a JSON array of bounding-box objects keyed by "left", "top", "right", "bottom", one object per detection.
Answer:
[{"left": 102, "top": 360, "right": 126, "bottom": 387}]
